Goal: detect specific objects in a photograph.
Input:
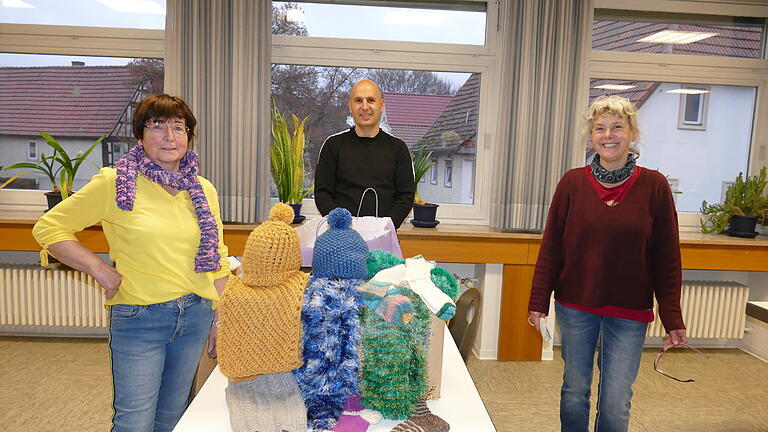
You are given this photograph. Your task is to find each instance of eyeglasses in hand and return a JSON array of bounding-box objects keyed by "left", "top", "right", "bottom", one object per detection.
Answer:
[{"left": 653, "top": 342, "right": 709, "bottom": 383}]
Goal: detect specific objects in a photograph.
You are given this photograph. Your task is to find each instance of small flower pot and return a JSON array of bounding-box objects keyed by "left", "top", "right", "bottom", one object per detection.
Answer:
[
  {"left": 44, "top": 191, "right": 71, "bottom": 211},
  {"left": 725, "top": 215, "right": 758, "bottom": 238},
  {"left": 287, "top": 203, "right": 305, "bottom": 224},
  {"left": 411, "top": 203, "right": 439, "bottom": 228}
]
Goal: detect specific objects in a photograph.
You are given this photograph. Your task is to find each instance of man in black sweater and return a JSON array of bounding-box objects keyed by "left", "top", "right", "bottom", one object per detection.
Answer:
[{"left": 314, "top": 79, "right": 415, "bottom": 228}]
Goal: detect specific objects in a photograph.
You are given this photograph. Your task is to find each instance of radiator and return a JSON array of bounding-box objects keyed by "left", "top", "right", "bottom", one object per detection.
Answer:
[
  {"left": 647, "top": 281, "right": 748, "bottom": 339},
  {"left": 0, "top": 264, "right": 108, "bottom": 336}
]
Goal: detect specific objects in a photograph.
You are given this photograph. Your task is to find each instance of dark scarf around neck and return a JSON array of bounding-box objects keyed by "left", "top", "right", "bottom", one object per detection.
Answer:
[{"left": 590, "top": 153, "right": 638, "bottom": 184}]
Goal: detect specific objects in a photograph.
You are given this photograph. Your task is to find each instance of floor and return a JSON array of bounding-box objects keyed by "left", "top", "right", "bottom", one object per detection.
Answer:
[{"left": 1, "top": 336, "right": 767, "bottom": 431}]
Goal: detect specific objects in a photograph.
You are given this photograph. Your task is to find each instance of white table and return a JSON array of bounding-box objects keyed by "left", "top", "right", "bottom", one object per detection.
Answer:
[{"left": 174, "top": 325, "right": 497, "bottom": 431}]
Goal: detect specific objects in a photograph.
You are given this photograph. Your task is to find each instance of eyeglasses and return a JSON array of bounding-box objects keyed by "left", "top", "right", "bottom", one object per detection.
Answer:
[
  {"left": 145, "top": 121, "right": 189, "bottom": 137},
  {"left": 653, "top": 342, "right": 709, "bottom": 382}
]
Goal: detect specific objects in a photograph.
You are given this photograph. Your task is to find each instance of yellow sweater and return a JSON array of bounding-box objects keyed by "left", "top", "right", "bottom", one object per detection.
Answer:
[{"left": 32, "top": 167, "right": 230, "bottom": 306}]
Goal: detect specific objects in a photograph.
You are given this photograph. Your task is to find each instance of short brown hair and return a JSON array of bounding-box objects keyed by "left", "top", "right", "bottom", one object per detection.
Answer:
[{"left": 132, "top": 94, "right": 197, "bottom": 147}]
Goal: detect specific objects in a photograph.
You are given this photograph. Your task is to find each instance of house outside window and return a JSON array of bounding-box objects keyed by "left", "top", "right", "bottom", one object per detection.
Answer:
[
  {"left": 587, "top": 79, "right": 754, "bottom": 213},
  {"left": 27, "top": 141, "right": 37, "bottom": 160}
]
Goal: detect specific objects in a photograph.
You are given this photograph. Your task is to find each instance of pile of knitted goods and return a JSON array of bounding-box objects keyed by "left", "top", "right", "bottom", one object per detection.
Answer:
[
  {"left": 359, "top": 249, "right": 460, "bottom": 420},
  {"left": 217, "top": 203, "right": 309, "bottom": 432},
  {"left": 293, "top": 208, "right": 371, "bottom": 430}
]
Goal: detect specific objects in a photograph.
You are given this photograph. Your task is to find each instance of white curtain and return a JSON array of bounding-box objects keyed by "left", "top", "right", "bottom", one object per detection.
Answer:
[
  {"left": 492, "top": 0, "right": 593, "bottom": 231},
  {"left": 165, "top": 0, "right": 272, "bottom": 223}
]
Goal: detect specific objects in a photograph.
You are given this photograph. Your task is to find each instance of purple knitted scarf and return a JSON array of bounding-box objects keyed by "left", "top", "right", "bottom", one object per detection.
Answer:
[{"left": 115, "top": 145, "right": 221, "bottom": 272}]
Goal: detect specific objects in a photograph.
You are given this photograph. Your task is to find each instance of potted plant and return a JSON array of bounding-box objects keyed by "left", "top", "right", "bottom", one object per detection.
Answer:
[
  {"left": 411, "top": 146, "right": 439, "bottom": 228},
  {"left": 2, "top": 132, "right": 104, "bottom": 209},
  {"left": 269, "top": 102, "right": 313, "bottom": 223},
  {"left": 700, "top": 166, "right": 767, "bottom": 238}
]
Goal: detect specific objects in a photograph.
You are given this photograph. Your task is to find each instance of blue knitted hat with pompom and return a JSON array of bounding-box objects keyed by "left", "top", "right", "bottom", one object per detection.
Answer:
[{"left": 312, "top": 208, "right": 369, "bottom": 279}]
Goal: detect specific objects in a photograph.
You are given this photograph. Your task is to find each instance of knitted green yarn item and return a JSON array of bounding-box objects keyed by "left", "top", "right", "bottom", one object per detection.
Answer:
[
  {"left": 429, "top": 266, "right": 460, "bottom": 301},
  {"left": 361, "top": 249, "right": 460, "bottom": 420},
  {"left": 360, "top": 286, "right": 432, "bottom": 419},
  {"left": 366, "top": 249, "right": 404, "bottom": 279}
]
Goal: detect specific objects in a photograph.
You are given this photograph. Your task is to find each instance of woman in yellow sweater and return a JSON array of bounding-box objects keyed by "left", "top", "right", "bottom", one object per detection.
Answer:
[{"left": 33, "top": 94, "right": 230, "bottom": 432}]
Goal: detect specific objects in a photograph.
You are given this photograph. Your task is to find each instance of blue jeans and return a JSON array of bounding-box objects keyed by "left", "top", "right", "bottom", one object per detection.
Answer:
[
  {"left": 556, "top": 302, "right": 648, "bottom": 432},
  {"left": 108, "top": 293, "right": 213, "bottom": 432}
]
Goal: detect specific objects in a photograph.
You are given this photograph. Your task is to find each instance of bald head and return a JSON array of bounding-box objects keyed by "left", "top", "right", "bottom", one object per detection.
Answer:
[
  {"left": 349, "top": 79, "right": 383, "bottom": 101},
  {"left": 348, "top": 79, "right": 384, "bottom": 137}
]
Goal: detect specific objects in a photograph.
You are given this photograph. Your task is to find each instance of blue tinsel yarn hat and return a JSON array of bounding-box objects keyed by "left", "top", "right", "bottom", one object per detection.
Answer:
[{"left": 312, "top": 208, "right": 369, "bottom": 279}]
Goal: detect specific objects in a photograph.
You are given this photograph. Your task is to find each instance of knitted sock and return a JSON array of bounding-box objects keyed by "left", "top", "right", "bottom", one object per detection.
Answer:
[
  {"left": 329, "top": 395, "right": 383, "bottom": 432},
  {"left": 225, "top": 372, "right": 307, "bottom": 432},
  {"left": 391, "top": 399, "right": 449, "bottom": 432}
]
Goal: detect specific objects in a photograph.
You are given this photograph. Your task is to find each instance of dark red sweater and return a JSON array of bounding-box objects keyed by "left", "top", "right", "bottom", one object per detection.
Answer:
[{"left": 528, "top": 167, "right": 685, "bottom": 331}]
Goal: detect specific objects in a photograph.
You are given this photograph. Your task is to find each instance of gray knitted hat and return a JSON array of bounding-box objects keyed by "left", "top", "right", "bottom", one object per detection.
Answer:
[{"left": 225, "top": 372, "right": 307, "bottom": 432}]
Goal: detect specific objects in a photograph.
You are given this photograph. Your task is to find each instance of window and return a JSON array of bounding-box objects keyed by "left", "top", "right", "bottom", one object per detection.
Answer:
[
  {"left": 430, "top": 158, "right": 438, "bottom": 184},
  {"left": 588, "top": 78, "right": 755, "bottom": 213},
  {"left": 444, "top": 158, "right": 453, "bottom": 188},
  {"left": 272, "top": 1, "right": 486, "bottom": 45},
  {"left": 27, "top": 141, "right": 37, "bottom": 160},
  {"left": 271, "top": 0, "right": 497, "bottom": 223},
  {"left": 0, "top": 53, "right": 162, "bottom": 191},
  {"left": 590, "top": 2, "right": 768, "bottom": 229},
  {"left": 593, "top": 10, "right": 765, "bottom": 59},
  {"left": 1, "top": 0, "right": 166, "bottom": 29},
  {"left": 720, "top": 181, "right": 735, "bottom": 203},
  {"left": 677, "top": 85, "right": 708, "bottom": 129},
  {"left": 271, "top": 65, "right": 480, "bottom": 206}
]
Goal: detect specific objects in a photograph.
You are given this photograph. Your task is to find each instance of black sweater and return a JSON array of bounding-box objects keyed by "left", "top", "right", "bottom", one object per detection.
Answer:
[{"left": 314, "top": 128, "right": 415, "bottom": 228}]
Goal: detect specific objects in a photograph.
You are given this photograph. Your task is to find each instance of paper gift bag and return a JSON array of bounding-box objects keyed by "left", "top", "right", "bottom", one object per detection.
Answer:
[
  {"left": 426, "top": 315, "right": 445, "bottom": 399},
  {"left": 295, "top": 189, "right": 403, "bottom": 266}
]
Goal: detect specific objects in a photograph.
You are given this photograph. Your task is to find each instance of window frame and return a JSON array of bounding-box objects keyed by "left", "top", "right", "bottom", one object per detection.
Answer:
[
  {"left": 27, "top": 140, "right": 37, "bottom": 160},
  {"left": 0, "top": 23, "right": 163, "bottom": 212},
  {"left": 444, "top": 158, "right": 453, "bottom": 188},
  {"left": 272, "top": 0, "right": 500, "bottom": 224},
  {"left": 678, "top": 86, "right": 709, "bottom": 130},
  {"left": 589, "top": 0, "right": 768, "bottom": 230},
  {"left": 430, "top": 157, "right": 439, "bottom": 184}
]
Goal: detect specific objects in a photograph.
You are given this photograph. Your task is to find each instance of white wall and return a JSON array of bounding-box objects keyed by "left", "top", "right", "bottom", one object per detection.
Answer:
[
  {"left": 418, "top": 153, "right": 476, "bottom": 205},
  {"left": 637, "top": 84, "right": 754, "bottom": 213}
]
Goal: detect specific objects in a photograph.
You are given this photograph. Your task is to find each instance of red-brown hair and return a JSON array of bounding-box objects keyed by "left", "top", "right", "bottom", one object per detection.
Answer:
[{"left": 132, "top": 94, "right": 197, "bottom": 147}]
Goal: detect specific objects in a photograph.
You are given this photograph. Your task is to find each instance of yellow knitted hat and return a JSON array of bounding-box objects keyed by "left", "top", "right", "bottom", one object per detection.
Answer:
[{"left": 242, "top": 203, "right": 302, "bottom": 286}]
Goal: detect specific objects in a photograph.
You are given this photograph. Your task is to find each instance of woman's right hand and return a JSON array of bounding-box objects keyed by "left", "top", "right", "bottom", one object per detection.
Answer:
[
  {"left": 94, "top": 263, "right": 123, "bottom": 299},
  {"left": 528, "top": 311, "right": 546, "bottom": 332}
]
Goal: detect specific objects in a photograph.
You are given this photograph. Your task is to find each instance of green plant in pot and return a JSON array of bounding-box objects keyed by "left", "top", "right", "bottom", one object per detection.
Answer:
[
  {"left": 411, "top": 146, "right": 439, "bottom": 228},
  {"left": 700, "top": 166, "right": 767, "bottom": 238},
  {"left": 2, "top": 132, "right": 104, "bottom": 209},
  {"left": 270, "top": 103, "right": 313, "bottom": 223}
]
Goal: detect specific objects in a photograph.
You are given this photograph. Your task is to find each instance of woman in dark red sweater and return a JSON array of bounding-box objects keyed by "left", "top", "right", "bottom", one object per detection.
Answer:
[{"left": 528, "top": 95, "right": 687, "bottom": 432}]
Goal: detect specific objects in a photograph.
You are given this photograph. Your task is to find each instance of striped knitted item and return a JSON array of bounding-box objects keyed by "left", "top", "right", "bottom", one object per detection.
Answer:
[
  {"left": 359, "top": 286, "right": 431, "bottom": 420},
  {"left": 357, "top": 281, "right": 413, "bottom": 325},
  {"left": 293, "top": 277, "right": 363, "bottom": 430},
  {"left": 391, "top": 399, "right": 449, "bottom": 432},
  {"left": 225, "top": 372, "right": 307, "bottom": 432}
]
